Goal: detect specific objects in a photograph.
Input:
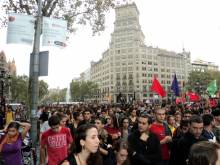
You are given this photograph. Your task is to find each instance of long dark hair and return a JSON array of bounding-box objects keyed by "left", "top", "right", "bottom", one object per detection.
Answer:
[
  {"left": 70, "top": 124, "right": 103, "bottom": 165},
  {"left": 7, "top": 122, "right": 20, "bottom": 131}
]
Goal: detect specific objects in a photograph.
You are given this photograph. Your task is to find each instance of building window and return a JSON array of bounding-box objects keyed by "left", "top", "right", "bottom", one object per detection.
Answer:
[{"left": 148, "top": 74, "right": 152, "bottom": 77}]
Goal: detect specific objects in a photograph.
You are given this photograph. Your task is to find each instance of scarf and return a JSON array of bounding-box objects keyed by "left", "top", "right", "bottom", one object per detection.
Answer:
[{"left": 0, "top": 132, "right": 19, "bottom": 152}]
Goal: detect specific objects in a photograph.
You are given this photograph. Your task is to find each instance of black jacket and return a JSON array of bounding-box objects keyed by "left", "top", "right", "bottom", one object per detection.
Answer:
[
  {"left": 128, "top": 130, "right": 162, "bottom": 165},
  {"left": 176, "top": 132, "right": 207, "bottom": 165}
]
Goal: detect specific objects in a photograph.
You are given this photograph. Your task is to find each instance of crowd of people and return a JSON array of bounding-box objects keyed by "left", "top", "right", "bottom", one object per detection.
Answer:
[
  {"left": 1, "top": 99, "right": 220, "bottom": 165},
  {"left": 37, "top": 99, "right": 220, "bottom": 165}
]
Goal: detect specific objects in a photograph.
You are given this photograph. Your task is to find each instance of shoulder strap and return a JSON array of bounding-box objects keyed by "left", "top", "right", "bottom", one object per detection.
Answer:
[{"left": 163, "top": 122, "right": 172, "bottom": 136}]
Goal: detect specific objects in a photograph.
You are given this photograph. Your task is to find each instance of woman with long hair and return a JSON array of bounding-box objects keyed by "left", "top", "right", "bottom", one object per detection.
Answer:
[
  {"left": 0, "top": 121, "right": 31, "bottom": 165},
  {"left": 104, "top": 115, "right": 121, "bottom": 144},
  {"left": 60, "top": 124, "right": 102, "bottom": 165}
]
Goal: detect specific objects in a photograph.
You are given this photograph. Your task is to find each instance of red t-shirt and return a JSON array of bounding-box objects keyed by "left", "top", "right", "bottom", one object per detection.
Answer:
[
  {"left": 150, "top": 123, "right": 170, "bottom": 160},
  {"left": 41, "top": 127, "right": 73, "bottom": 165}
]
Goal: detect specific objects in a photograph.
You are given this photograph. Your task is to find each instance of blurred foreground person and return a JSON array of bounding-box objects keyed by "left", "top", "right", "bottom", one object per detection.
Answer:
[
  {"left": 60, "top": 124, "right": 102, "bottom": 165},
  {"left": 188, "top": 141, "right": 220, "bottom": 165}
]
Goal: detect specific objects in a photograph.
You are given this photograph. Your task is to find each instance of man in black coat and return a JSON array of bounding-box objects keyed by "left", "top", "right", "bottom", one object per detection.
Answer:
[
  {"left": 176, "top": 115, "right": 207, "bottom": 165},
  {"left": 128, "top": 114, "right": 162, "bottom": 165}
]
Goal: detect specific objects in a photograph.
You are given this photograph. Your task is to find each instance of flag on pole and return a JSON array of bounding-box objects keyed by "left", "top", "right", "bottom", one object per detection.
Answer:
[
  {"left": 151, "top": 76, "right": 166, "bottom": 97},
  {"left": 206, "top": 80, "right": 217, "bottom": 96},
  {"left": 171, "top": 74, "right": 180, "bottom": 96},
  {"left": 187, "top": 91, "right": 200, "bottom": 102}
]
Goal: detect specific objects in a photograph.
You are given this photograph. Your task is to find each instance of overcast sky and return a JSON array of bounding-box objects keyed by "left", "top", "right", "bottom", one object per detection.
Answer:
[{"left": 0, "top": 0, "right": 220, "bottom": 89}]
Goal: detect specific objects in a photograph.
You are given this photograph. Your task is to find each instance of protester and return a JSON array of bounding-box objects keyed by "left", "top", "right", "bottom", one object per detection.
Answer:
[
  {"left": 212, "top": 108, "right": 220, "bottom": 143},
  {"left": 5, "top": 106, "right": 14, "bottom": 125},
  {"left": 188, "top": 141, "right": 220, "bottom": 165},
  {"left": 78, "top": 109, "right": 94, "bottom": 128},
  {"left": 104, "top": 115, "right": 121, "bottom": 144},
  {"left": 60, "top": 124, "right": 102, "bottom": 165},
  {"left": 169, "top": 119, "right": 190, "bottom": 165},
  {"left": 167, "top": 115, "right": 176, "bottom": 136},
  {"left": 0, "top": 121, "right": 31, "bottom": 165},
  {"left": 128, "top": 109, "right": 137, "bottom": 129},
  {"left": 174, "top": 111, "right": 182, "bottom": 127},
  {"left": 202, "top": 114, "right": 216, "bottom": 142},
  {"left": 149, "top": 108, "right": 172, "bottom": 165},
  {"left": 68, "top": 111, "right": 83, "bottom": 139},
  {"left": 120, "top": 117, "right": 131, "bottom": 141},
  {"left": 172, "top": 119, "right": 190, "bottom": 139},
  {"left": 114, "top": 140, "right": 130, "bottom": 165},
  {"left": 182, "top": 110, "right": 192, "bottom": 120},
  {"left": 57, "top": 113, "right": 69, "bottom": 127},
  {"left": 40, "top": 115, "right": 73, "bottom": 165},
  {"left": 128, "top": 114, "right": 161, "bottom": 165},
  {"left": 176, "top": 115, "right": 207, "bottom": 165}
]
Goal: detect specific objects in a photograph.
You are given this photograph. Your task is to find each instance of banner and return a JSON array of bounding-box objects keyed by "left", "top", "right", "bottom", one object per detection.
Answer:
[
  {"left": 7, "top": 13, "right": 35, "bottom": 45},
  {"left": 42, "top": 17, "right": 67, "bottom": 47}
]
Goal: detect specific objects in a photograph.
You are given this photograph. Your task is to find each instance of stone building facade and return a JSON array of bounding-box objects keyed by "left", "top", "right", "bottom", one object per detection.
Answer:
[{"left": 90, "top": 3, "right": 191, "bottom": 103}]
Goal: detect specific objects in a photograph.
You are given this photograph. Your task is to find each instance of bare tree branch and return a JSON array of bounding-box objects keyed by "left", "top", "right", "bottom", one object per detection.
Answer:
[
  {"left": 47, "top": 0, "right": 59, "bottom": 17},
  {"left": 9, "top": 0, "right": 19, "bottom": 13},
  {"left": 19, "top": 0, "right": 31, "bottom": 15},
  {"left": 42, "top": 0, "right": 53, "bottom": 16}
]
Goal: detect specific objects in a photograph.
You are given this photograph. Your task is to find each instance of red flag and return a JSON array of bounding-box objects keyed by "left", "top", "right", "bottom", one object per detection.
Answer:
[
  {"left": 187, "top": 91, "right": 200, "bottom": 102},
  {"left": 176, "top": 97, "right": 186, "bottom": 104},
  {"left": 209, "top": 98, "right": 217, "bottom": 108},
  {"left": 151, "top": 77, "right": 166, "bottom": 97}
]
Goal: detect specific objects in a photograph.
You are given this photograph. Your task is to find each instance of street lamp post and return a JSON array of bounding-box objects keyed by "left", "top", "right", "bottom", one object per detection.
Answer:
[
  {"left": 28, "top": 0, "right": 42, "bottom": 148},
  {"left": 7, "top": 75, "right": 11, "bottom": 103},
  {"left": 0, "top": 70, "right": 6, "bottom": 100}
]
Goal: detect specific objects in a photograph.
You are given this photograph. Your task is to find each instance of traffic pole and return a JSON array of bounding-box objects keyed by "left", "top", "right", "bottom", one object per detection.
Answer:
[{"left": 29, "top": 0, "right": 42, "bottom": 148}]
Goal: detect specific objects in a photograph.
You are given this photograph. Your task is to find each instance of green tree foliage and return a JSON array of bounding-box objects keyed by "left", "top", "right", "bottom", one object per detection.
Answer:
[
  {"left": 10, "top": 75, "right": 48, "bottom": 104},
  {"left": 10, "top": 75, "right": 29, "bottom": 103},
  {"left": 39, "top": 80, "right": 49, "bottom": 101},
  {"left": 187, "top": 70, "right": 220, "bottom": 93},
  {"left": 70, "top": 80, "right": 98, "bottom": 101},
  {"left": 40, "top": 88, "right": 66, "bottom": 104},
  {"left": 1, "top": 0, "right": 115, "bottom": 34}
]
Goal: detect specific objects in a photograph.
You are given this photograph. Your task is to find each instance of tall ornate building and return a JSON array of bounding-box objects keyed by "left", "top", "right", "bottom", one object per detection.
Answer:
[
  {"left": 0, "top": 51, "right": 16, "bottom": 76},
  {"left": 0, "top": 51, "right": 17, "bottom": 99},
  {"left": 90, "top": 3, "right": 191, "bottom": 103}
]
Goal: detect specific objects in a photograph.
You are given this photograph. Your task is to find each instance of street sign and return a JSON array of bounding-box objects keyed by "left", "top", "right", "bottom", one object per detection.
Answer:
[
  {"left": 7, "top": 13, "right": 35, "bottom": 45},
  {"left": 39, "top": 51, "right": 49, "bottom": 76},
  {"left": 42, "top": 17, "right": 67, "bottom": 47},
  {"left": 30, "top": 51, "right": 49, "bottom": 76}
]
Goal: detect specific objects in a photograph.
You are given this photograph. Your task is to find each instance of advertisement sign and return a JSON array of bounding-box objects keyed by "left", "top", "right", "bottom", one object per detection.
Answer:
[
  {"left": 42, "top": 17, "right": 67, "bottom": 47},
  {"left": 7, "top": 13, "right": 35, "bottom": 45}
]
